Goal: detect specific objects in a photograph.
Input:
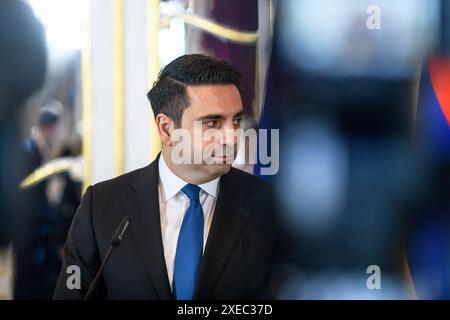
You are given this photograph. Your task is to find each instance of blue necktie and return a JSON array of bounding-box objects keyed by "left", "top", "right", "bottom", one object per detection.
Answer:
[{"left": 173, "top": 184, "right": 204, "bottom": 300}]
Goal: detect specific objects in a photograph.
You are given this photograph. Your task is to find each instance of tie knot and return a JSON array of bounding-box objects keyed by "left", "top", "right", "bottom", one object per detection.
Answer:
[{"left": 181, "top": 184, "right": 200, "bottom": 202}]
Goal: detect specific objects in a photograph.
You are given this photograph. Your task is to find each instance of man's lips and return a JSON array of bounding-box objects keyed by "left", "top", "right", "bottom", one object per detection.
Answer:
[{"left": 212, "top": 154, "right": 235, "bottom": 162}]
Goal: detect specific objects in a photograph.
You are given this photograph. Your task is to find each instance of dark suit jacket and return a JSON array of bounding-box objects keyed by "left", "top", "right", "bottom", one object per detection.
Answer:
[{"left": 53, "top": 156, "right": 288, "bottom": 300}]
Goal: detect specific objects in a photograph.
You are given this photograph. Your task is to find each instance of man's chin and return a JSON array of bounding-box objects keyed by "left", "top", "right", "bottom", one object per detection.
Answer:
[{"left": 206, "top": 162, "right": 232, "bottom": 176}]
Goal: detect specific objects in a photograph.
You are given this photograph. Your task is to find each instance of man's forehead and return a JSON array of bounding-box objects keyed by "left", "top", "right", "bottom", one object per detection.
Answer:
[
  {"left": 186, "top": 84, "right": 240, "bottom": 101},
  {"left": 185, "top": 84, "right": 243, "bottom": 115}
]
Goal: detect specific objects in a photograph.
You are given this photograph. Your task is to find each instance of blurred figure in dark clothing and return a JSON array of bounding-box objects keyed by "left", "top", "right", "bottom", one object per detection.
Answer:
[
  {"left": 14, "top": 106, "right": 81, "bottom": 299},
  {"left": 0, "top": 0, "right": 47, "bottom": 248}
]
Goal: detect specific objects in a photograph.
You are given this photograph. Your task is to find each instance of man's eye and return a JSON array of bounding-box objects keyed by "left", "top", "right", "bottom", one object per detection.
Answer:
[
  {"left": 233, "top": 118, "right": 242, "bottom": 127},
  {"left": 204, "top": 120, "right": 218, "bottom": 128}
]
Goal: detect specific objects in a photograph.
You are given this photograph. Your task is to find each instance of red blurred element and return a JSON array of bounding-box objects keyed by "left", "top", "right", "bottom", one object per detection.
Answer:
[{"left": 429, "top": 57, "right": 450, "bottom": 126}]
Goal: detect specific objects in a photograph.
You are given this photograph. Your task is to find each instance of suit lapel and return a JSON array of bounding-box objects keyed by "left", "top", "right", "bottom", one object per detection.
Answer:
[
  {"left": 126, "top": 155, "right": 173, "bottom": 300},
  {"left": 194, "top": 169, "right": 254, "bottom": 299}
]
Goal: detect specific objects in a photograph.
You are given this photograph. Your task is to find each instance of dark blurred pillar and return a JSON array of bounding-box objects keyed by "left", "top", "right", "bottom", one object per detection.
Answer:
[{"left": 186, "top": 0, "right": 258, "bottom": 119}]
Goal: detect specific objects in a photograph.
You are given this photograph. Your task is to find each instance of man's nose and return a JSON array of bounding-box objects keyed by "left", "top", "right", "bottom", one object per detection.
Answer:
[{"left": 219, "top": 125, "right": 237, "bottom": 146}]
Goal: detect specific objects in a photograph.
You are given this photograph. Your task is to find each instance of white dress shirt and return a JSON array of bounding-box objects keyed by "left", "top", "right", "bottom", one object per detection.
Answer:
[{"left": 158, "top": 154, "right": 220, "bottom": 290}]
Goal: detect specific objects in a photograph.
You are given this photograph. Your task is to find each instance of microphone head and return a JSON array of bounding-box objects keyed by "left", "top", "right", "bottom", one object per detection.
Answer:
[{"left": 111, "top": 215, "right": 131, "bottom": 247}]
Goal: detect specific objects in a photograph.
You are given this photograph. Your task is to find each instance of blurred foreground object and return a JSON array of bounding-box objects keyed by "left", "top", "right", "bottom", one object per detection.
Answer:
[
  {"left": 260, "top": 0, "right": 445, "bottom": 299},
  {"left": 0, "top": 0, "right": 47, "bottom": 247},
  {"left": 408, "top": 55, "right": 450, "bottom": 299}
]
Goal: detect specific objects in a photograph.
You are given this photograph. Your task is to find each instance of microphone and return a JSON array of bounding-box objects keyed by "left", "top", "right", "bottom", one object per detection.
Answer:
[{"left": 84, "top": 215, "right": 131, "bottom": 300}]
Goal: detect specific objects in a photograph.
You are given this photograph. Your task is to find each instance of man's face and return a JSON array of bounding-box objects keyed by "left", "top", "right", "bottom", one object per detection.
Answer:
[
  {"left": 39, "top": 121, "right": 64, "bottom": 157},
  {"left": 172, "top": 84, "right": 244, "bottom": 181}
]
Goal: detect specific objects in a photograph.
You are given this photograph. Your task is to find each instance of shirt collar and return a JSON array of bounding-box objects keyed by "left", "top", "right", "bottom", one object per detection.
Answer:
[{"left": 158, "top": 153, "right": 220, "bottom": 200}]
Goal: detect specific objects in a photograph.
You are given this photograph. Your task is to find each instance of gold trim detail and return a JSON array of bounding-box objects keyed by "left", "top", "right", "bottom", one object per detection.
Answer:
[
  {"left": 19, "top": 158, "right": 82, "bottom": 190},
  {"left": 114, "top": 0, "right": 125, "bottom": 175},
  {"left": 81, "top": 1, "right": 92, "bottom": 191},
  {"left": 175, "top": 13, "right": 258, "bottom": 44},
  {"left": 148, "top": 0, "right": 162, "bottom": 161}
]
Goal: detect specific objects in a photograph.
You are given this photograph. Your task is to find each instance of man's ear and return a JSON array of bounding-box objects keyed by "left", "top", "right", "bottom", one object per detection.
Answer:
[{"left": 155, "top": 113, "right": 174, "bottom": 147}]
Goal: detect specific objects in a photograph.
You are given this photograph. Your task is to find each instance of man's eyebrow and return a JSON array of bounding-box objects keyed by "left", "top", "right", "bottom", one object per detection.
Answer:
[
  {"left": 196, "top": 111, "right": 244, "bottom": 121},
  {"left": 196, "top": 114, "right": 226, "bottom": 121},
  {"left": 233, "top": 111, "right": 244, "bottom": 118}
]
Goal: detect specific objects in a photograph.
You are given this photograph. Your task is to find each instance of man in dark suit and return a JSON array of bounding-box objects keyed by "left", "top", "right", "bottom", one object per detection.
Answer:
[{"left": 54, "top": 54, "right": 288, "bottom": 300}]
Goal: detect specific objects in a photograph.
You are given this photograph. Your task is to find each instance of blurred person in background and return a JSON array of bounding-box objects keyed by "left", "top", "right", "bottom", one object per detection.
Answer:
[
  {"left": 23, "top": 102, "right": 65, "bottom": 172},
  {"left": 14, "top": 105, "right": 81, "bottom": 299}
]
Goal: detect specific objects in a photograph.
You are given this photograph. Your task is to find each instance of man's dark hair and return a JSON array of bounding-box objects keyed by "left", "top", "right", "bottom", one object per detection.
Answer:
[
  {"left": 38, "top": 102, "right": 62, "bottom": 128},
  {"left": 147, "top": 54, "right": 242, "bottom": 127},
  {"left": 38, "top": 109, "right": 60, "bottom": 128}
]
